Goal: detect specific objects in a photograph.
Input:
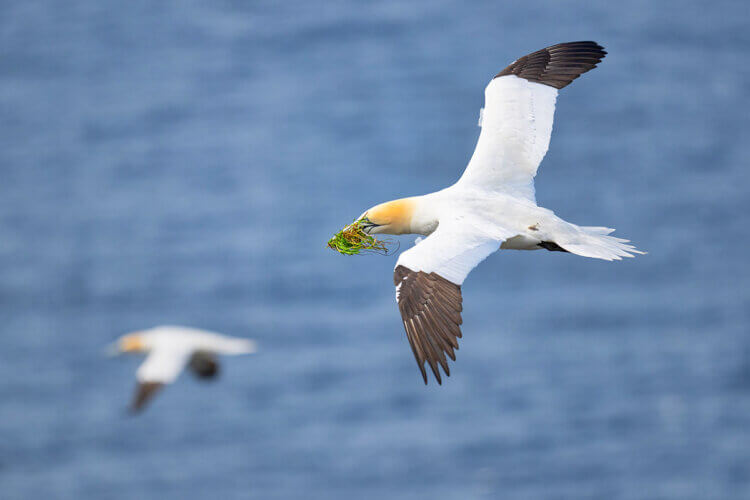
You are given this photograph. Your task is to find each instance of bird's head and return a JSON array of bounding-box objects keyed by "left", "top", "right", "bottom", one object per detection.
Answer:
[
  {"left": 328, "top": 197, "right": 419, "bottom": 255},
  {"left": 358, "top": 198, "right": 415, "bottom": 235},
  {"left": 108, "top": 332, "right": 152, "bottom": 356}
]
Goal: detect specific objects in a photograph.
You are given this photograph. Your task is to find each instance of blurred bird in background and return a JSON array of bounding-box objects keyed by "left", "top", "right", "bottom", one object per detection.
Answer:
[{"left": 108, "top": 326, "right": 257, "bottom": 412}]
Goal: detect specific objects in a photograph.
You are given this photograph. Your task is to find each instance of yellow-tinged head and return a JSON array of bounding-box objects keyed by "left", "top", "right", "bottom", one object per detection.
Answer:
[
  {"left": 118, "top": 334, "right": 147, "bottom": 353},
  {"left": 359, "top": 198, "right": 416, "bottom": 235}
]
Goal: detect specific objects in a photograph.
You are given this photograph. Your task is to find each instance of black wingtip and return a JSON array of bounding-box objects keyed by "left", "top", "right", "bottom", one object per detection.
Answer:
[
  {"left": 396, "top": 266, "right": 463, "bottom": 388},
  {"left": 130, "top": 381, "right": 163, "bottom": 413},
  {"left": 421, "top": 362, "right": 450, "bottom": 385},
  {"left": 494, "top": 41, "right": 607, "bottom": 89}
]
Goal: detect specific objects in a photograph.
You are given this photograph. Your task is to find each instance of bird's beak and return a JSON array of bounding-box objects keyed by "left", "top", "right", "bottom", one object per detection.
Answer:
[{"left": 358, "top": 217, "right": 380, "bottom": 234}]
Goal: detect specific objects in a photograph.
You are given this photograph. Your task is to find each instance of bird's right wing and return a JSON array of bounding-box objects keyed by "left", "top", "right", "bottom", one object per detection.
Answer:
[
  {"left": 131, "top": 347, "right": 192, "bottom": 412},
  {"left": 394, "top": 220, "right": 514, "bottom": 384},
  {"left": 456, "top": 41, "right": 606, "bottom": 200}
]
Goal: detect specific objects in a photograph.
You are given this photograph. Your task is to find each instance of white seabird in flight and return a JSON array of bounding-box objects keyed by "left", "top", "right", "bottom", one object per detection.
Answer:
[
  {"left": 350, "top": 41, "right": 643, "bottom": 384},
  {"left": 109, "top": 326, "right": 257, "bottom": 412}
]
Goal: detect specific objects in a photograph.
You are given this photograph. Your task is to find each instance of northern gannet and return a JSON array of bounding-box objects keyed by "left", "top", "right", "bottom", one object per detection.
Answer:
[
  {"left": 109, "top": 326, "right": 257, "bottom": 412},
  {"left": 348, "top": 41, "right": 643, "bottom": 384}
]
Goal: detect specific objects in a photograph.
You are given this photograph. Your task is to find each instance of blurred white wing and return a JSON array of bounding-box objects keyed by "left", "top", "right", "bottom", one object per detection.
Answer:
[
  {"left": 136, "top": 347, "right": 192, "bottom": 384},
  {"left": 457, "top": 42, "right": 606, "bottom": 200}
]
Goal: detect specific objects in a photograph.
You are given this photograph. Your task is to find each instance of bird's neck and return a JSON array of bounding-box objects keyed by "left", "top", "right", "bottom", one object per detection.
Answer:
[{"left": 399, "top": 195, "right": 439, "bottom": 236}]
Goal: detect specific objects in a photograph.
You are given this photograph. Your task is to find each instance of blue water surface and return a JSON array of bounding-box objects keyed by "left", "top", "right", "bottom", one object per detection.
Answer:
[{"left": 1, "top": 1, "right": 749, "bottom": 498}]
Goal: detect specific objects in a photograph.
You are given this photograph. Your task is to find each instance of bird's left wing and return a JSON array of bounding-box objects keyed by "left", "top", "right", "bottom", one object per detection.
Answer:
[
  {"left": 131, "top": 347, "right": 192, "bottom": 412},
  {"left": 394, "top": 221, "right": 513, "bottom": 384}
]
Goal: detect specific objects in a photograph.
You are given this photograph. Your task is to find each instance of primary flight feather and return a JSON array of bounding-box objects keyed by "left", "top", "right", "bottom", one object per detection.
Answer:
[{"left": 330, "top": 41, "right": 644, "bottom": 384}]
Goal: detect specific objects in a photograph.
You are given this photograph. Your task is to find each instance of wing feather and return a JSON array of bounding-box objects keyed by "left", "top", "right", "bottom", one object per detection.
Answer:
[{"left": 396, "top": 267, "right": 461, "bottom": 384}]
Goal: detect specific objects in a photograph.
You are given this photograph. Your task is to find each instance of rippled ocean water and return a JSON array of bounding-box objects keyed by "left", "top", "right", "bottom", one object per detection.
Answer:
[{"left": 1, "top": 1, "right": 749, "bottom": 498}]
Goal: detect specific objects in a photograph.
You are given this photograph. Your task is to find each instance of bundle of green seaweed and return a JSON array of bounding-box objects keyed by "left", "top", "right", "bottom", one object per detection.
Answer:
[{"left": 327, "top": 218, "right": 396, "bottom": 255}]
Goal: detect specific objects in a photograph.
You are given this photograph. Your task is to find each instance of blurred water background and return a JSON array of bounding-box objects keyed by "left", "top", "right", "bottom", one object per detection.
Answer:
[{"left": 1, "top": 1, "right": 749, "bottom": 498}]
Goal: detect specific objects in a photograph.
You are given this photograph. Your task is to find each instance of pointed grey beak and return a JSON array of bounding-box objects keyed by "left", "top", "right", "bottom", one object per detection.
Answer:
[{"left": 359, "top": 218, "right": 379, "bottom": 234}]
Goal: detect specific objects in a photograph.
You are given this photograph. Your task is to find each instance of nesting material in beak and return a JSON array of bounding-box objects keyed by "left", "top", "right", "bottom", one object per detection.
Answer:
[{"left": 327, "top": 218, "right": 396, "bottom": 255}]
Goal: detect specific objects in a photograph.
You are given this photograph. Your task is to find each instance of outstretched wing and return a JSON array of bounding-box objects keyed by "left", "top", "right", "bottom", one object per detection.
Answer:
[
  {"left": 131, "top": 347, "right": 191, "bottom": 412},
  {"left": 394, "top": 222, "right": 512, "bottom": 384},
  {"left": 457, "top": 41, "right": 606, "bottom": 200}
]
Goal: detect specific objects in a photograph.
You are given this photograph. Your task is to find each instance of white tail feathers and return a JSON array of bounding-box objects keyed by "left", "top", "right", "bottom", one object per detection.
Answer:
[
  {"left": 558, "top": 226, "right": 645, "bottom": 261},
  {"left": 580, "top": 226, "right": 615, "bottom": 235}
]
